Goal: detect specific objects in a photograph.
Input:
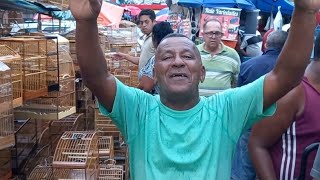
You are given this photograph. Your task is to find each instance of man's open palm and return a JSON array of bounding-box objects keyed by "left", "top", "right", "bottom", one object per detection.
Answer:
[{"left": 69, "top": 0, "right": 102, "bottom": 21}]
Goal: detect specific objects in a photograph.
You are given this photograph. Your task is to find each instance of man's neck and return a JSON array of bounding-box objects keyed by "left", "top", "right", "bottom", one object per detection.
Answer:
[
  {"left": 160, "top": 92, "right": 200, "bottom": 111},
  {"left": 204, "top": 43, "right": 222, "bottom": 55}
]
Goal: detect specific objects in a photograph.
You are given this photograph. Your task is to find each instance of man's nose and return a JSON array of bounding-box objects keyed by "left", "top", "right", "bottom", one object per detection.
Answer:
[{"left": 172, "top": 56, "right": 185, "bottom": 67}]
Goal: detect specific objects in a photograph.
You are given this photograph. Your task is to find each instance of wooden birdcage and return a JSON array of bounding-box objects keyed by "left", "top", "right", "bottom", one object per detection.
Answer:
[
  {"left": 105, "top": 27, "right": 137, "bottom": 45},
  {"left": 0, "top": 45, "right": 23, "bottom": 107},
  {"left": 113, "top": 69, "right": 131, "bottom": 86},
  {"left": 27, "top": 165, "right": 53, "bottom": 180},
  {"left": 52, "top": 131, "right": 99, "bottom": 180},
  {"left": 0, "top": 37, "right": 48, "bottom": 101},
  {"left": 0, "top": 62, "right": 15, "bottom": 150},
  {"left": 46, "top": 37, "right": 75, "bottom": 86},
  {"left": 14, "top": 77, "right": 76, "bottom": 120},
  {"left": 94, "top": 108, "right": 120, "bottom": 136},
  {"left": 98, "top": 160, "right": 123, "bottom": 180},
  {"left": 49, "top": 113, "right": 84, "bottom": 151},
  {"left": 98, "top": 136, "right": 114, "bottom": 160}
]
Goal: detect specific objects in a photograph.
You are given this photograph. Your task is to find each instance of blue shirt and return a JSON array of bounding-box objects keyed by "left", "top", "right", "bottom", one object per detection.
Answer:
[{"left": 238, "top": 48, "right": 281, "bottom": 86}]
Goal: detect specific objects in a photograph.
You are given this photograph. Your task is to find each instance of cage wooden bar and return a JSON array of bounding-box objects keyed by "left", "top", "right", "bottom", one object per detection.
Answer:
[
  {"left": 0, "top": 45, "right": 23, "bottom": 107},
  {"left": 0, "top": 37, "right": 48, "bottom": 101},
  {"left": 27, "top": 165, "right": 53, "bottom": 180},
  {"left": 52, "top": 131, "right": 99, "bottom": 180},
  {"left": 0, "top": 62, "right": 15, "bottom": 150}
]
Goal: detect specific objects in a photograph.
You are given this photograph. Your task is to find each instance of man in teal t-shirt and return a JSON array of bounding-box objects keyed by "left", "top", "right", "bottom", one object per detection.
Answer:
[
  {"left": 99, "top": 75, "right": 275, "bottom": 179},
  {"left": 69, "top": 0, "right": 320, "bottom": 179}
]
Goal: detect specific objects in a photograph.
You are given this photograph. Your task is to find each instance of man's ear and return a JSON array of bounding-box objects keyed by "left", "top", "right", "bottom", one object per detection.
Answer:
[
  {"left": 200, "top": 66, "right": 206, "bottom": 83},
  {"left": 153, "top": 68, "right": 157, "bottom": 83}
]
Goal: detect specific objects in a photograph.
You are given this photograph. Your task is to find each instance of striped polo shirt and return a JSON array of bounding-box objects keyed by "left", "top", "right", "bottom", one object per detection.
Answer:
[{"left": 197, "top": 43, "right": 241, "bottom": 96}]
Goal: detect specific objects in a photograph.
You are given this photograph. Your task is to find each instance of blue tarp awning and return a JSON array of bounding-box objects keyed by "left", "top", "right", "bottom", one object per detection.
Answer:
[
  {"left": 250, "top": 0, "right": 294, "bottom": 15},
  {"left": 178, "top": 0, "right": 256, "bottom": 10},
  {"left": 178, "top": 0, "right": 203, "bottom": 8},
  {"left": 203, "top": 0, "right": 256, "bottom": 10},
  {"left": 0, "top": 0, "right": 61, "bottom": 14}
]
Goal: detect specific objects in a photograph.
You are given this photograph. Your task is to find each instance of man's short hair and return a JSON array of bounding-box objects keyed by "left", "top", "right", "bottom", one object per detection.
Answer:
[
  {"left": 152, "top": 22, "right": 174, "bottom": 48},
  {"left": 138, "top": 9, "right": 156, "bottom": 21},
  {"left": 156, "top": 33, "right": 201, "bottom": 61},
  {"left": 203, "top": 19, "right": 222, "bottom": 31},
  {"left": 266, "top": 30, "right": 288, "bottom": 49}
]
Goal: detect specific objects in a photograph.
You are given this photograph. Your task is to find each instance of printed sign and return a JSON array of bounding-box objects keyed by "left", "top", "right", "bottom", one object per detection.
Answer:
[{"left": 200, "top": 7, "right": 241, "bottom": 41}]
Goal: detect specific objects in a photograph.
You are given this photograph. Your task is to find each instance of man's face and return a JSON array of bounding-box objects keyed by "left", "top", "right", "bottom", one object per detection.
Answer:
[
  {"left": 154, "top": 37, "right": 205, "bottom": 96},
  {"left": 203, "top": 21, "right": 223, "bottom": 49},
  {"left": 139, "top": 15, "right": 155, "bottom": 35}
]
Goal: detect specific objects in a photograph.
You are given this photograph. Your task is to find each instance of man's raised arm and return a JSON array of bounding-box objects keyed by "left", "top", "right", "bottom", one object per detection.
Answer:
[
  {"left": 264, "top": 1, "right": 320, "bottom": 109},
  {"left": 70, "top": 0, "right": 116, "bottom": 111}
]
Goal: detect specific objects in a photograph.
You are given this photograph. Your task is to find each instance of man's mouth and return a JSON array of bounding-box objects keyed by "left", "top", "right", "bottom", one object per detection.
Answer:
[{"left": 170, "top": 73, "right": 188, "bottom": 79}]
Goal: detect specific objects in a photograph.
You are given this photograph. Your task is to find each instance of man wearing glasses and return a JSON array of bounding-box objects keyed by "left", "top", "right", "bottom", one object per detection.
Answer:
[{"left": 197, "top": 19, "right": 241, "bottom": 96}]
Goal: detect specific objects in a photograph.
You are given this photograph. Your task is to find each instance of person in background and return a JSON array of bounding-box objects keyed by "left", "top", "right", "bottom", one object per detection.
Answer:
[
  {"left": 239, "top": 30, "right": 263, "bottom": 58},
  {"left": 249, "top": 34, "right": 320, "bottom": 180},
  {"left": 70, "top": 0, "right": 320, "bottom": 178},
  {"left": 114, "top": 9, "right": 156, "bottom": 72},
  {"left": 262, "top": 28, "right": 274, "bottom": 52},
  {"left": 138, "top": 22, "right": 173, "bottom": 94},
  {"left": 197, "top": 19, "right": 241, "bottom": 96},
  {"left": 231, "top": 30, "right": 288, "bottom": 180}
]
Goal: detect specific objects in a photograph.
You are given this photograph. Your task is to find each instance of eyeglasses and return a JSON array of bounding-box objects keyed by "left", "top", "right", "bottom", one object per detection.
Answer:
[{"left": 204, "top": 31, "right": 223, "bottom": 38}]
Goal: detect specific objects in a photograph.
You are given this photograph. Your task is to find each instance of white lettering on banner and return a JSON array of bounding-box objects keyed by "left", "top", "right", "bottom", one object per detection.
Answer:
[{"left": 204, "top": 8, "right": 240, "bottom": 17}]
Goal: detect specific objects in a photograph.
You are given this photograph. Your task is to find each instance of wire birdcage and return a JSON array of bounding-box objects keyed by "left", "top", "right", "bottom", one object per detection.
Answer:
[
  {"left": 52, "top": 131, "right": 99, "bottom": 180},
  {"left": 0, "top": 61, "right": 14, "bottom": 150}
]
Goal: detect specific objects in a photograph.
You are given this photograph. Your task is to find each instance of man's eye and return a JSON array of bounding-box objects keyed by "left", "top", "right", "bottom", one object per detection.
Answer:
[
  {"left": 183, "top": 55, "right": 192, "bottom": 59},
  {"left": 163, "top": 56, "right": 172, "bottom": 60}
]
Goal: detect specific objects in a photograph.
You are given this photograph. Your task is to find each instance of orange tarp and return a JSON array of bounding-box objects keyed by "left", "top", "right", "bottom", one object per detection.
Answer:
[{"left": 97, "top": 1, "right": 124, "bottom": 27}]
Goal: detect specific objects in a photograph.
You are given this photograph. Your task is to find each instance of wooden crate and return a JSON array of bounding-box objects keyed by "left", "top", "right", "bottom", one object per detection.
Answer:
[
  {"left": 0, "top": 45, "right": 23, "bottom": 107},
  {"left": 52, "top": 131, "right": 99, "bottom": 180},
  {"left": 27, "top": 165, "right": 53, "bottom": 180},
  {"left": 0, "top": 62, "right": 15, "bottom": 150}
]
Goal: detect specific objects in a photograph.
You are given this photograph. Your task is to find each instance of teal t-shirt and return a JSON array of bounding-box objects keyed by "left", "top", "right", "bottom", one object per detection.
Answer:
[{"left": 99, "top": 75, "right": 276, "bottom": 180}]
